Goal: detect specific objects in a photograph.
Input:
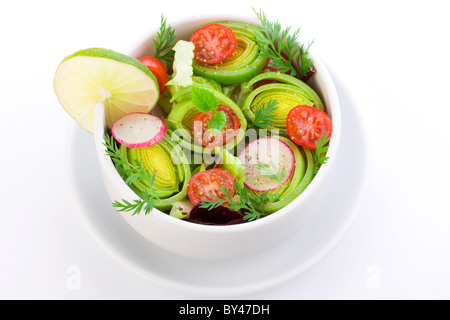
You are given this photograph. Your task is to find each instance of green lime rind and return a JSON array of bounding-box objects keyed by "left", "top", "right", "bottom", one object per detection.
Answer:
[
  {"left": 54, "top": 47, "right": 159, "bottom": 134},
  {"left": 59, "top": 47, "right": 158, "bottom": 83}
]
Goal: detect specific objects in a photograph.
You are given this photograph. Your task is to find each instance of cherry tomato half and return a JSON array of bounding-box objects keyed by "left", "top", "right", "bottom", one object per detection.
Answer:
[
  {"left": 187, "top": 168, "right": 235, "bottom": 205},
  {"left": 190, "top": 23, "right": 237, "bottom": 65},
  {"left": 138, "top": 56, "right": 168, "bottom": 94},
  {"left": 286, "top": 105, "right": 332, "bottom": 149},
  {"left": 193, "top": 104, "right": 240, "bottom": 148}
]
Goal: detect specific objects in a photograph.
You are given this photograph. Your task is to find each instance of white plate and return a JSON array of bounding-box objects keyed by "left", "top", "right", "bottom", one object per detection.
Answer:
[{"left": 65, "top": 67, "right": 371, "bottom": 297}]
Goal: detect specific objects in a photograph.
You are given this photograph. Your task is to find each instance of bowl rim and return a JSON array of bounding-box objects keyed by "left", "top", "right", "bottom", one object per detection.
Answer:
[{"left": 93, "top": 13, "right": 342, "bottom": 235}]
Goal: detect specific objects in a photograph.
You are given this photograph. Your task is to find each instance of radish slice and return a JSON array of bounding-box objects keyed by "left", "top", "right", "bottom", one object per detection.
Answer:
[
  {"left": 111, "top": 112, "right": 167, "bottom": 148},
  {"left": 238, "top": 137, "right": 295, "bottom": 192}
]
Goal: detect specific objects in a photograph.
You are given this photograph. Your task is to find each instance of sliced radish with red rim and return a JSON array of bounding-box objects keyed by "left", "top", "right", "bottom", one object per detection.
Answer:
[
  {"left": 111, "top": 112, "right": 167, "bottom": 148},
  {"left": 238, "top": 137, "right": 295, "bottom": 193}
]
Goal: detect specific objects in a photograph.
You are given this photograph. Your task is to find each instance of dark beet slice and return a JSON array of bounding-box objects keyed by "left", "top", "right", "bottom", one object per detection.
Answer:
[{"left": 183, "top": 203, "right": 246, "bottom": 225}]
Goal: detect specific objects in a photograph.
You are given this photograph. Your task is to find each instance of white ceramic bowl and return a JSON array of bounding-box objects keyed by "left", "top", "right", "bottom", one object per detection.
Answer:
[{"left": 93, "top": 15, "right": 341, "bottom": 260}]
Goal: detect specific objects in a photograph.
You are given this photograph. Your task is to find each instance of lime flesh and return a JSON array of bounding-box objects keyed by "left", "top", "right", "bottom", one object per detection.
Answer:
[{"left": 54, "top": 48, "right": 159, "bottom": 134}]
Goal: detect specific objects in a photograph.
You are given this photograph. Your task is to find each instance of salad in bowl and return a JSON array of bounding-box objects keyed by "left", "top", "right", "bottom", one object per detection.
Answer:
[{"left": 54, "top": 10, "right": 341, "bottom": 260}]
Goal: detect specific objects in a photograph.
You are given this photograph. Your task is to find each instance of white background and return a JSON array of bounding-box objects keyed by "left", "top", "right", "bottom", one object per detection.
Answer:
[{"left": 1, "top": 0, "right": 449, "bottom": 299}]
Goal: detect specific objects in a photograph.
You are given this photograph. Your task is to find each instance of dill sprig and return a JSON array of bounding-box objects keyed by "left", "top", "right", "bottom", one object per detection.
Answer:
[
  {"left": 252, "top": 99, "right": 279, "bottom": 128},
  {"left": 103, "top": 134, "right": 159, "bottom": 215},
  {"left": 199, "top": 182, "right": 279, "bottom": 221},
  {"left": 253, "top": 8, "right": 314, "bottom": 78},
  {"left": 313, "top": 134, "right": 331, "bottom": 174},
  {"left": 153, "top": 15, "right": 176, "bottom": 65}
]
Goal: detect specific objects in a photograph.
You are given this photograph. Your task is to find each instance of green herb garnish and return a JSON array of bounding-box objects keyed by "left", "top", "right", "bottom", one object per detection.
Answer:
[
  {"left": 153, "top": 15, "right": 177, "bottom": 65},
  {"left": 191, "top": 85, "right": 218, "bottom": 113},
  {"left": 252, "top": 98, "right": 279, "bottom": 128},
  {"left": 253, "top": 8, "right": 314, "bottom": 78},
  {"left": 191, "top": 85, "right": 227, "bottom": 134},
  {"left": 313, "top": 134, "right": 331, "bottom": 174},
  {"left": 199, "top": 182, "right": 279, "bottom": 221},
  {"left": 257, "top": 161, "right": 287, "bottom": 186},
  {"left": 208, "top": 111, "right": 227, "bottom": 135},
  {"left": 103, "top": 134, "right": 159, "bottom": 215}
]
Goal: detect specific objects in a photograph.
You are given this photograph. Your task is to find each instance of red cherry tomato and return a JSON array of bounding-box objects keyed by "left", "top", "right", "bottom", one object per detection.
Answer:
[
  {"left": 138, "top": 56, "right": 168, "bottom": 94},
  {"left": 187, "top": 168, "right": 235, "bottom": 205},
  {"left": 286, "top": 105, "right": 332, "bottom": 149},
  {"left": 190, "top": 23, "right": 237, "bottom": 65},
  {"left": 193, "top": 104, "right": 240, "bottom": 147}
]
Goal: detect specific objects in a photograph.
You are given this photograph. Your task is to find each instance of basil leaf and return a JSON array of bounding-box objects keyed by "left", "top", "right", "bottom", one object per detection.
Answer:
[
  {"left": 208, "top": 111, "right": 226, "bottom": 134},
  {"left": 191, "top": 85, "right": 218, "bottom": 113}
]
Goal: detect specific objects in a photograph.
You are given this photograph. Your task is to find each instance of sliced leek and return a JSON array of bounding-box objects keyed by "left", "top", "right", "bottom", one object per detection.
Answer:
[
  {"left": 166, "top": 85, "right": 247, "bottom": 154},
  {"left": 158, "top": 76, "right": 222, "bottom": 115},
  {"left": 241, "top": 72, "right": 324, "bottom": 130},
  {"left": 116, "top": 135, "right": 191, "bottom": 211},
  {"left": 192, "top": 21, "right": 267, "bottom": 85}
]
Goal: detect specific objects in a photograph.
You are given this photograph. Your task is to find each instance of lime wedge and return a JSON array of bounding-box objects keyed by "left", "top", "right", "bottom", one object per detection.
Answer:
[{"left": 54, "top": 48, "right": 159, "bottom": 134}]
